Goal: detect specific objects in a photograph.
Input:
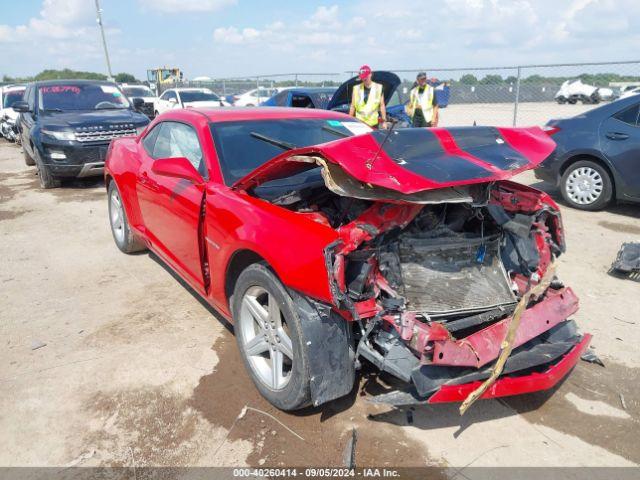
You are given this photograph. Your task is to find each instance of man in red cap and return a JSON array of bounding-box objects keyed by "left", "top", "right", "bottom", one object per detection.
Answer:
[{"left": 349, "top": 65, "right": 387, "bottom": 128}]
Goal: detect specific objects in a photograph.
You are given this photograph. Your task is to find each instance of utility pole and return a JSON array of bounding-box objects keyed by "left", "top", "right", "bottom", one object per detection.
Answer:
[{"left": 94, "top": 0, "right": 114, "bottom": 81}]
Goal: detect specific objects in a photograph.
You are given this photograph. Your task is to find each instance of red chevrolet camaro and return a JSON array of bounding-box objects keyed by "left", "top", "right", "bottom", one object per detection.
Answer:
[{"left": 105, "top": 107, "right": 591, "bottom": 411}]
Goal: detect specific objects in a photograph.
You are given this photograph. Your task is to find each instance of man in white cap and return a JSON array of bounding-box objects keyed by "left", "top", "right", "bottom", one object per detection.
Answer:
[{"left": 349, "top": 65, "right": 387, "bottom": 129}]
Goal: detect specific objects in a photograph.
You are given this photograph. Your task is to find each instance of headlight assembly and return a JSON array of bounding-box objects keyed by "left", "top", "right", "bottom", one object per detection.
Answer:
[{"left": 41, "top": 129, "right": 76, "bottom": 141}]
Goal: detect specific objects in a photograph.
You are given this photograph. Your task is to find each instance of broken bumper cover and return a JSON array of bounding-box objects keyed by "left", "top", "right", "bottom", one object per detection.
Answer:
[
  {"left": 428, "top": 332, "right": 591, "bottom": 403},
  {"left": 369, "top": 320, "right": 591, "bottom": 406}
]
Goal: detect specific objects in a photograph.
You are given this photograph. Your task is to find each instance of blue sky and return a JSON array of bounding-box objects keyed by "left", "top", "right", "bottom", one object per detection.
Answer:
[{"left": 1, "top": 0, "right": 639, "bottom": 80}]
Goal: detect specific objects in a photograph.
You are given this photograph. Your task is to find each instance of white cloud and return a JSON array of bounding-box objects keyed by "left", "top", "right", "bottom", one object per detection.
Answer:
[
  {"left": 213, "top": 26, "right": 262, "bottom": 44},
  {"left": 138, "top": 0, "right": 237, "bottom": 13}
]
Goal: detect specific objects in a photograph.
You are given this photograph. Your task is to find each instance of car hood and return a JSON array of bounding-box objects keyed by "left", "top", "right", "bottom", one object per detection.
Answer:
[
  {"left": 233, "top": 126, "right": 556, "bottom": 197},
  {"left": 2, "top": 109, "right": 19, "bottom": 121},
  {"left": 40, "top": 109, "right": 148, "bottom": 128},
  {"left": 327, "top": 71, "right": 401, "bottom": 111}
]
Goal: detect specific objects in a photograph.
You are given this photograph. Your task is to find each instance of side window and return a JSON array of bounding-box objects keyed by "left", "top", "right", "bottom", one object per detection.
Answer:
[
  {"left": 614, "top": 104, "right": 640, "bottom": 126},
  {"left": 152, "top": 122, "right": 206, "bottom": 177},
  {"left": 142, "top": 123, "right": 162, "bottom": 155}
]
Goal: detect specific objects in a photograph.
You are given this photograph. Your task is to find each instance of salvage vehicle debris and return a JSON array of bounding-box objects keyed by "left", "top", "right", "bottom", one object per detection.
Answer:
[
  {"left": 105, "top": 107, "right": 591, "bottom": 413},
  {"left": 610, "top": 242, "right": 640, "bottom": 278},
  {"left": 580, "top": 349, "right": 605, "bottom": 367}
]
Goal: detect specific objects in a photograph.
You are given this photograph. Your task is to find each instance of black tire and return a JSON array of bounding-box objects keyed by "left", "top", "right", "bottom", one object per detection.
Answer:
[
  {"left": 568, "top": 98, "right": 577, "bottom": 105},
  {"left": 560, "top": 160, "right": 613, "bottom": 211},
  {"left": 34, "top": 149, "right": 60, "bottom": 189},
  {"left": 154, "top": 110, "right": 159, "bottom": 117},
  {"left": 232, "top": 264, "right": 311, "bottom": 411},
  {"left": 23, "top": 147, "right": 35, "bottom": 166},
  {"left": 108, "top": 181, "right": 146, "bottom": 253}
]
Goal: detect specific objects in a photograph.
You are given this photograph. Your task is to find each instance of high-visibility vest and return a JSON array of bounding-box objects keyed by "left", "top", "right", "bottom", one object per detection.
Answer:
[
  {"left": 352, "top": 82, "right": 383, "bottom": 126},
  {"left": 406, "top": 85, "right": 435, "bottom": 123}
]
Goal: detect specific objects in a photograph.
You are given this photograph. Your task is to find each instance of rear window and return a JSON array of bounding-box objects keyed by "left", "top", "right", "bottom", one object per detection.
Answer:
[
  {"left": 180, "top": 90, "right": 220, "bottom": 102},
  {"left": 209, "top": 118, "right": 366, "bottom": 185}
]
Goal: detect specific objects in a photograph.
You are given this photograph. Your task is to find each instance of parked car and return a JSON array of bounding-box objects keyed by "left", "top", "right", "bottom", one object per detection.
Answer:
[
  {"left": 261, "top": 87, "right": 337, "bottom": 109},
  {"left": 14, "top": 80, "right": 149, "bottom": 188},
  {"left": 555, "top": 79, "right": 614, "bottom": 104},
  {"left": 233, "top": 87, "right": 278, "bottom": 107},
  {"left": 154, "top": 88, "right": 230, "bottom": 116},
  {"left": 105, "top": 106, "right": 589, "bottom": 411},
  {"left": 120, "top": 84, "right": 157, "bottom": 119},
  {"left": 620, "top": 86, "right": 640, "bottom": 99},
  {"left": 0, "top": 84, "right": 26, "bottom": 142},
  {"left": 535, "top": 95, "right": 640, "bottom": 210}
]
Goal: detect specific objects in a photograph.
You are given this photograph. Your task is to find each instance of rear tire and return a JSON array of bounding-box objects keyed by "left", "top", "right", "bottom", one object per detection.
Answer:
[
  {"left": 34, "top": 149, "right": 60, "bottom": 189},
  {"left": 232, "top": 264, "right": 311, "bottom": 411},
  {"left": 108, "top": 181, "right": 146, "bottom": 253},
  {"left": 560, "top": 160, "right": 613, "bottom": 211},
  {"left": 23, "top": 148, "right": 35, "bottom": 166}
]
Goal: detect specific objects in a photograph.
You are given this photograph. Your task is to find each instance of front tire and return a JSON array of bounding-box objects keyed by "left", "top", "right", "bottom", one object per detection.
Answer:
[
  {"left": 34, "top": 149, "right": 60, "bottom": 188},
  {"left": 108, "top": 181, "right": 146, "bottom": 253},
  {"left": 560, "top": 160, "right": 613, "bottom": 211},
  {"left": 232, "top": 264, "right": 311, "bottom": 411}
]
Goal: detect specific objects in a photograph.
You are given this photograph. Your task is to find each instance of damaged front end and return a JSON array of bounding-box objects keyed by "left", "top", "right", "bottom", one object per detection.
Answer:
[
  {"left": 237, "top": 126, "right": 590, "bottom": 410},
  {"left": 320, "top": 181, "right": 590, "bottom": 408}
]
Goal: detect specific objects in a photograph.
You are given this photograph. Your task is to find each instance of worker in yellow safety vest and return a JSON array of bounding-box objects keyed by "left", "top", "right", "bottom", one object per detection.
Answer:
[
  {"left": 405, "top": 72, "right": 439, "bottom": 127},
  {"left": 349, "top": 65, "right": 387, "bottom": 129}
]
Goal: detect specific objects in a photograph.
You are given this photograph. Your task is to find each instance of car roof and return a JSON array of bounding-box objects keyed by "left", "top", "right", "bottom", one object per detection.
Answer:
[
  {"left": 172, "top": 88, "right": 211, "bottom": 92},
  {"left": 174, "top": 106, "right": 353, "bottom": 123},
  {"left": 33, "top": 79, "right": 116, "bottom": 86}
]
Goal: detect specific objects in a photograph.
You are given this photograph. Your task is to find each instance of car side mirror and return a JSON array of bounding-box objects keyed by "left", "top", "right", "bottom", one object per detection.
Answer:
[
  {"left": 132, "top": 98, "right": 145, "bottom": 110},
  {"left": 12, "top": 101, "right": 30, "bottom": 113},
  {"left": 151, "top": 157, "right": 203, "bottom": 185}
]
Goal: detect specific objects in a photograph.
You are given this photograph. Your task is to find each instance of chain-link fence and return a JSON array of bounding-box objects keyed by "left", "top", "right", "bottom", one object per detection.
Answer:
[
  {"left": 155, "top": 61, "right": 640, "bottom": 127},
  {"left": 391, "top": 60, "right": 640, "bottom": 127}
]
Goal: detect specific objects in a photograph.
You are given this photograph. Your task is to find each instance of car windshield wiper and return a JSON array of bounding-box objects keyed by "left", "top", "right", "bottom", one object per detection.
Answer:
[
  {"left": 322, "top": 125, "right": 350, "bottom": 138},
  {"left": 42, "top": 108, "right": 64, "bottom": 113},
  {"left": 95, "top": 105, "right": 125, "bottom": 110},
  {"left": 250, "top": 132, "right": 297, "bottom": 151}
]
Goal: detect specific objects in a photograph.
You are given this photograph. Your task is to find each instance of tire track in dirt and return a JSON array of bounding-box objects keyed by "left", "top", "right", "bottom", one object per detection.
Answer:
[{"left": 189, "top": 333, "right": 446, "bottom": 471}]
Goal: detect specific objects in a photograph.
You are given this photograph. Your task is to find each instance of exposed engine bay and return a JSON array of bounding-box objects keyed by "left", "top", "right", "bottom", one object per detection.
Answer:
[{"left": 249, "top": 152, "right": 585, "bottom": 408}]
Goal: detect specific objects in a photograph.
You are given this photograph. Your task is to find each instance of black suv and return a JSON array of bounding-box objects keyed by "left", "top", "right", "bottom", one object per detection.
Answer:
[{"left": 14, "top": 80, "right": 149, "bottom": 188}]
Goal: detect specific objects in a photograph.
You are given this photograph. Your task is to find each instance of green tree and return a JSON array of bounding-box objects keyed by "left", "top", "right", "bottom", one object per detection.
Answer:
[
  {"left": 479, "top": 74, "right": 504, "bottom": 85},
  {"left": 114, "top": 72, "right": 137, "bottom": 83},
  {"left": 459, "top": 74, "right": 479, "bottom": 85}
]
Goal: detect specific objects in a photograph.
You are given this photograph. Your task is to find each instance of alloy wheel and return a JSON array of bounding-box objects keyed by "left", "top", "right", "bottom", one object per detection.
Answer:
[
  {"left": 109, "top": 188, "right": 125, "bottom": 244},
  {"left": 238, "top": 286, "right": 293, "bottom": 390}
]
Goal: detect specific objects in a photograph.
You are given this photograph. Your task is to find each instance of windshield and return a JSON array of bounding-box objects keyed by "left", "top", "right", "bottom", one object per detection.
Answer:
[
  {"left": 122, "top": 86, "right": 154, "bottom": 97},
  {"left": 3, "top": 90, "right": 25, "bottom": 109},
  {"left": 180, "top": 91, "right": 220, "bottom": 102},
  {"left": 38, "top": 84, "right": 130, "bottom": 111},
  {"left": 210, "top": 118, "right": 369, "bottom": 185}
]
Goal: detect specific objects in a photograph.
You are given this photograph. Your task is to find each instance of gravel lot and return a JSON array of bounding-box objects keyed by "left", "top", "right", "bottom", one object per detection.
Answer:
[
  {"left": 439, "top": 101, "right": 598, "bottom": 127},
  {"left": 1, "top": 137, "right": 639, "bottom": 471}
]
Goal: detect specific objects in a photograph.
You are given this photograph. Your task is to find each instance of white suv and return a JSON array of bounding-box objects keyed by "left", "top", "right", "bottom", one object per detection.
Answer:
[{"left": 154, "top": 88, "right": 230, "bottom": 116}]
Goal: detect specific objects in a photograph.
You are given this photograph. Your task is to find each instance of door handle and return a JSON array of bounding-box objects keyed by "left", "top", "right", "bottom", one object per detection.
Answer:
[{"left": 606, "top": 132, "right": 629, "bottom": 140}]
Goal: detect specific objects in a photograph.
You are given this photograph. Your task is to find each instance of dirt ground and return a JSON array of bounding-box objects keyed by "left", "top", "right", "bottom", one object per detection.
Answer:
[
  {"left": 439, "top": 101, "right": 597, "bottom": 127},
  {"left": 1, "top": 138, "right": 639, "bottom": 472}
]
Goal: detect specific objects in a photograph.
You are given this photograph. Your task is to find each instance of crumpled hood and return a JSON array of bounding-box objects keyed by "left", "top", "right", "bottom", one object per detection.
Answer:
[
  {"left": 40, "top": 109, "right": 147, "bottom": 129},
  {"left": 233, "top": 126, "right": 556, "bottom": 195}
]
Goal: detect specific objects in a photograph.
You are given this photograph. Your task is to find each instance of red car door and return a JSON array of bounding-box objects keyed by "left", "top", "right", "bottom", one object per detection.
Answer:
[{"left": 136, "top": 121, "right": 207, "bottom": 291}]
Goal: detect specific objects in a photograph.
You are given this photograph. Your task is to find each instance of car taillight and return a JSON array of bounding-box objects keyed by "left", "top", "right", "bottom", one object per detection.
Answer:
[{"left": 543, "top": 125, "right": 561, "bottom": 136}]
